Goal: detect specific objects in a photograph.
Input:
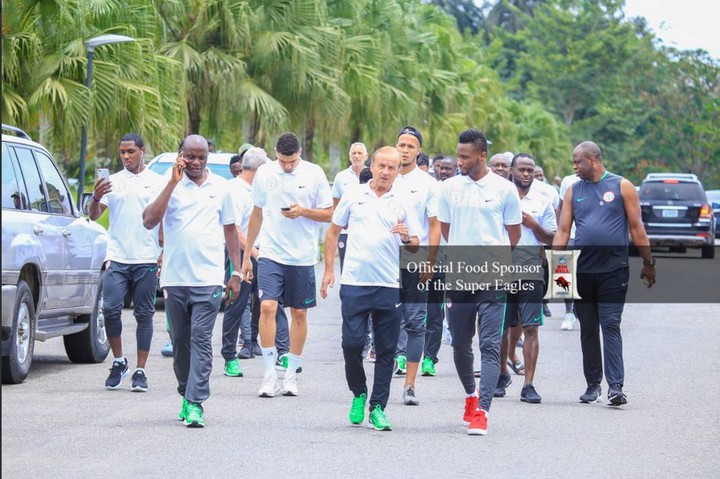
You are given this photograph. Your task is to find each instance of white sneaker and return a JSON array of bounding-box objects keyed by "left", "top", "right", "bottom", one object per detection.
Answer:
[
  {"left": 282, "top": 373, "right": 298, "bottom": 396},
  {"left": 258, "top": 372, "right": 280, "bottom": 398},
  {"left": 561, "top": 312, "right": 576, "bottom": 331}
]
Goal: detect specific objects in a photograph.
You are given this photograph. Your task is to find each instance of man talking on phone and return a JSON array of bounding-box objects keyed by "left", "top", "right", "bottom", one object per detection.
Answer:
[
  {"left": 241, "top": 132, "right": 333, "bottom": 398},
  {"left": 88, "top": 133, "right": 165, "bottom": 393},
  {"left": 143, "top": 134, "right": 242, "bottom": 427}
]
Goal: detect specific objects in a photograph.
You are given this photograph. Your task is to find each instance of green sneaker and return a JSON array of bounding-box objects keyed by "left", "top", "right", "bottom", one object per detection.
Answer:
[
  {"left": 184, "top": 402, "right": 205, "bottom": 428},
  {"left": 421, "top": 356, "right": 436, "bottom": 377},
  {"left": 394, "top": 355, "right": 407, "bottom": 375},
  {"left": 224, "top": 358, "right": 244, "bottom": 377},
  {"left": 367, "top": 405, "right": 392, "bottom": 431},
  {"left": 349, "top": 393, "right": 367, "bottom": 425},
  {"left": 177, "top": 397, "right": 188, "bottom": 421}
]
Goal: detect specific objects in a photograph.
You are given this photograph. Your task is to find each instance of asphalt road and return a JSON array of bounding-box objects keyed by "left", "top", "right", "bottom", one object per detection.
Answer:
[{"left": 2, "top": 258, "right": 719, "bottom": 478}]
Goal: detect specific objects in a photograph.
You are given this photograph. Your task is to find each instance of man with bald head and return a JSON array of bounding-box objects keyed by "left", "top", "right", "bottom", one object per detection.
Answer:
[
  {"left": 322, "top": 146, "right": 421, "bottom": 430},
  {"left": 553, "top": 141, "right": 656, "bottom": 407},
  {"left": 489, "top": 153, "right": 511, "bottom": 180},
  {"left": 143, "top": 134, "right": 242, "bottom": 427}
]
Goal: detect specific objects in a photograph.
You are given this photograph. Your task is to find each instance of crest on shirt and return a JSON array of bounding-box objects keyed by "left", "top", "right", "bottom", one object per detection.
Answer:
[
  {"left": 451, "top": 189, "right": 464, "bottom": 204},
  {"left": 265, "top": 177, "right": 278, "bottom": 191},
  {"left": 602, "top": 191, "right": 615, "bottom": 202},
  {"left": 388, "top": 200, "right": 403, "bottom": 216}
]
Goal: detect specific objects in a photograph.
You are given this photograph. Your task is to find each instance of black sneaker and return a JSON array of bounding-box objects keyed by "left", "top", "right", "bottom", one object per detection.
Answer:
[
  {"left": 105, "top": 359, "right": 129, "bottom": 390},
  {"left": 494, "top": 373, "right": 513, "bottom": 397},
  {"left": 520, "top": 384, "right": 542, "bottom": 403},
  {"left": 238, "top": 344, "right": 254, "bottom": 359},
  {"left": 131, "top": 369, "right": 148, "bottom": 392},
  {"left": 607, "top": 384, "right": 627, "bottom": 407},
  {"left": 579, "top": 384, "right": 602, "bottom": 403}
]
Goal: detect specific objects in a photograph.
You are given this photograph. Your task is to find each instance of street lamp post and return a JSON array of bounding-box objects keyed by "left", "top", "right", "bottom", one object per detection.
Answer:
[{"left": 77, "top": 34, "right": 135, "bottom": 205}]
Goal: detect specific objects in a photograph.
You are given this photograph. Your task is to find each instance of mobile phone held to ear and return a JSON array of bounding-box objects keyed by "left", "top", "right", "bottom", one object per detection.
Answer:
[{"left": 97, "top": 168, "right": 110, "bottom": 182}]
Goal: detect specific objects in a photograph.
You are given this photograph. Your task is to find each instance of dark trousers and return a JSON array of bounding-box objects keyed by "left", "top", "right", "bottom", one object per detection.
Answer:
[
  {"left": 222, "top": 254, "right": 290, "bottom": 358},
  {"left": 340, "top": 285, "right": 401, "bottom": 411},
  {"left": 423, "top": 274, "right": 445, "bottom": 363},
  {"left": 575, "top": 268, "right": 629, "bottom": 387},
  {"left": 103, "top": 261, "right": 157, "bottom": 351}
]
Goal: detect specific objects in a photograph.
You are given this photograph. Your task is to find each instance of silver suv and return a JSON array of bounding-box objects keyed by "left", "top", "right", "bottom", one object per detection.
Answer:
[{"left": 2, "top": 124, "right": 110, "bottom": 384}]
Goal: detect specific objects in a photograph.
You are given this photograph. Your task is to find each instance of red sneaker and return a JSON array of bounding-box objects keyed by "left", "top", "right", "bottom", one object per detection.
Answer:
[
  {"left": 463, "top": 395, "right": 479, "bottom": 424},
  {"left": 468, "top": 409, "right": 488, "bottom": 436}
]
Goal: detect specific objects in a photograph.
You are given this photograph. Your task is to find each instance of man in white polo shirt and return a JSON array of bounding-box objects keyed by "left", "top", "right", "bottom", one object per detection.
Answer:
[
  {"left": 88, "top": 133, "right": 164, "bottom": 392},
  {"left": 438, "top": 129, "right": 522, "bottom": 436},
  {"left": 393, "top": 126, "right": 440, "bottom": 406},
  {"left": 221, "top": 147, "right": 291, "bottom": 370},
  {"left": 142, "top": 134, "right": 242, "bottom": 428},
  {"left": 495, "top": 153, "right": 557, "bottom": 402},
  {"left": 321, "top": 146, "right": 421, "bottom": 431},
  {"left": 241, "top": 132, "right": 333, "bottom": 398},
  {"left": 332, "top": 142, "right": 367, "bottom": 271}
]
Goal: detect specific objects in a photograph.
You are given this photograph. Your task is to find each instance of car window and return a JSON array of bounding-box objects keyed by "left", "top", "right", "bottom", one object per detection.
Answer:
[
  {"left": 148, "top": 162, "right": 172, "bottom": 176},
  {"left": 148, "top": 161, "right": 233, "bottom": 180},
  {"left": 13, "top": 146, "right": 48, "bottom": 212},
  {"left": 34, "top": 150, "right": 73, "bottom": 215},
  {"left": 2, "top": 143, "right": 27, "bottom": 209},
  {"left": 640, "top": 182, "right": 706, "bottom": 202}
]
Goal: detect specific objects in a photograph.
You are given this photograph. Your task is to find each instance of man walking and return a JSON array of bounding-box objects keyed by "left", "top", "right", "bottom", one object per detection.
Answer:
[
  {"left": 437, "top": 129, "right": 521, "bottom": 435},
  {"left": 142, "top": 134, "right": 242, "bottom": 427},
  {"left": 394, "top": 126, "right": 440, "bottom": 406},
  {"left": 241, "top": 132, "right": 333, "bottom": 398},
  {"left": 495, "top": 153, "right": 556, "bottom": 402},
  {"left": 321, "top": 146, "right": 420, "bottom": 430},
  {"left": 88, "top": 133, "right": 164, "bottom": 392},
  {"left": 553, "top": 141, "right": 656, "bottom": 406}
]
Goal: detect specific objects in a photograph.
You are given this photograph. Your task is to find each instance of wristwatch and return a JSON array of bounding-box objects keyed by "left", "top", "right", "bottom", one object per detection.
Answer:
[
  {"left": 643, "top": 257, "right": 656, "bottom": 267},
  {"left": 231, "top": 270, "right": 243, "bottom": 278},
  {"left": 401, "top": 238, "right": 412, "bottom": 244}
]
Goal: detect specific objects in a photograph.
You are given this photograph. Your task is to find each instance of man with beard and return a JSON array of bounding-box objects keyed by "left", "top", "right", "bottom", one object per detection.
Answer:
[
  {"left": 495, "top": 153, "right": 556, "bottom": 403},
  {"left": 438, "top": 129, "right": 521, "bottom": 435}
]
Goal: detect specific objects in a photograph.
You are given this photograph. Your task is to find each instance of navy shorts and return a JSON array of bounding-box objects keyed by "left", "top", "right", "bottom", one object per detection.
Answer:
[
  {"left": 504, "top": 280, "right": 545, "bottom": 329},
  {"left": 257, "top": 258, "right": 317, "bottom": 309}
]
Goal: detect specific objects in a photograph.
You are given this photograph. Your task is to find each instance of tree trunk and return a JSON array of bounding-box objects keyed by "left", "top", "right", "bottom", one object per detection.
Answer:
[
  {"left": 187, "top": 99, "right": 201, "bottom": 135},
  {"left": 304, "top": 116, "right": 315, "bottom": 163},
  {"left": 329, "top": 142, "right": 341, "bottom": 178}
]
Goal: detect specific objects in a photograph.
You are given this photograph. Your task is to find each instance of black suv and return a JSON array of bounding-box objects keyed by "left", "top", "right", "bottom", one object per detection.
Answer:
[{"left": 638, "top": 173, "right": 715, "bottom": 259}]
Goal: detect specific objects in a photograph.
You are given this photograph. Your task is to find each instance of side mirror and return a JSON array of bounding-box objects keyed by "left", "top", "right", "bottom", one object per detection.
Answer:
[{"left": 81, "top": 193, "right": 94, "bottom": 216}]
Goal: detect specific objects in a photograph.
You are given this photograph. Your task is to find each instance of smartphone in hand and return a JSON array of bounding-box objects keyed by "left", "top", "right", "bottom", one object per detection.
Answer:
[
  {"left": 97, "top": 168, "right": 110, "bottom": 182},
  {"left": 281, "top": 207, "right": 291, "bottom": 211}
]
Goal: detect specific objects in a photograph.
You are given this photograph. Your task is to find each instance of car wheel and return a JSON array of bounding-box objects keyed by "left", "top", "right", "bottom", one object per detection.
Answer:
[
  {"left": 2, "top": 280, "right": 36, "bottom": 384},
  {"left": 701, "top": 244, "right": 715, "bottom": 259},
  {"left": 63, "top": 271, "right": 110, "bottom": 363}
]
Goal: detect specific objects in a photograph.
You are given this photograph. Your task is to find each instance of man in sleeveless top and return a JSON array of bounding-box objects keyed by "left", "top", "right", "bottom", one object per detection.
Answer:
[{"left": 553, "top": 141, "right": 656, "bottom": 407}]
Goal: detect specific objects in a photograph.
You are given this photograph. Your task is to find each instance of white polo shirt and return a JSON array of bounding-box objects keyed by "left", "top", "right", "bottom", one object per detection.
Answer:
[
  {"left": 252, "top": 160, "right": 333, "bottom": 266},
  {"left": 331, "top": 167, "right": 361, "bottom": 199},
  {"left": 160, "top": 171, "right": 236, "bottom": 287},
  {"left": 532, "top": 179, "right": 560, "bottom": 210},
  {"left": 228, "top": 176, "right": 253, "bottom": 236},
  {"left": 513, "top": 187, "right": 557, "bottom": 274},
  {"left": 396, "top": 165, "right": 439, "bottom": 245},
  {"left": 100, "top": 168, "right": 164, "bottom": 263},
  {"left": 559, "top": 174, "right": 581, "bottom": 239},
  {"left": 437, "top": 172, "right": 522, "bottom": 245},
  {"left": 333, "top": 182, "right": 422, "bottom": 288}
]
